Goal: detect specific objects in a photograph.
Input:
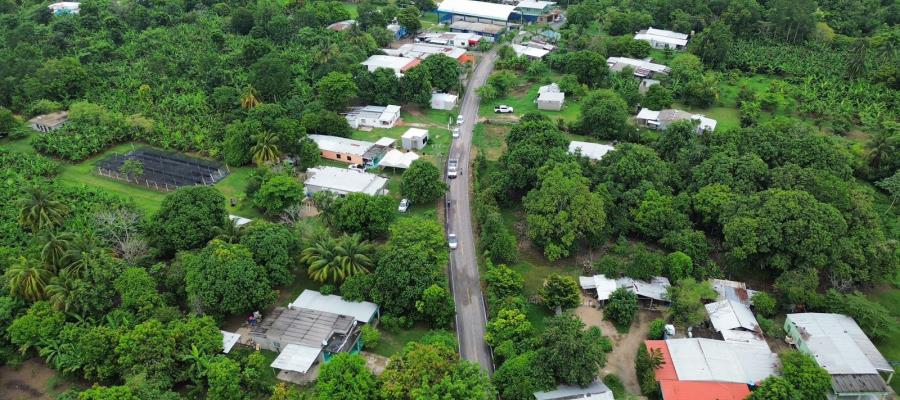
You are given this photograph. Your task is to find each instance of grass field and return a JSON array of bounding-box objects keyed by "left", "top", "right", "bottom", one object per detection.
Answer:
[
  {"left": 478, "top": 82, "right": 583, "bottom": 122},
  {"left": 373, "top": 324, "right": 431, "bottom": 357}
]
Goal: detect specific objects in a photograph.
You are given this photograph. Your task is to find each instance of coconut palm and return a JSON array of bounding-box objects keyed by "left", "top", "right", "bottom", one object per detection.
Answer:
[
  {"left": 40, "top": 231, "right": 73, "bottom": 272},
  {"left": 866, "top": 130, "right": 897, "bottom": 174},
  {"left": 61, "top": 232, "right": 103, "bottom": 277},
  {"left": 18, "top": 186, "right": 69, "bottom": 232},
  {"left": 301, "top": 233, "right": 374, "bottom": 283},
  {"left": 4, "top": 256, "right": 51, "bottom": 301},
  {"left": 302, "top": 235, "right": 341, "bottom": 283},
  {"left": 334, "top": 234, "right": 374, "bottom": 278},
  {"left": 251, "top": 132, "right": 282, "bottom": 166},
  {"left": 240, "top": 86, "right": 261, "bottom": 109},
  {"left": 46, "top": 270, "right": 77, "bottom": 313}
]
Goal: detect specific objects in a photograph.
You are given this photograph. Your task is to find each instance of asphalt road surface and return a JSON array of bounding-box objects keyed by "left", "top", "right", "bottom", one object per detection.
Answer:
[{"left": 447, "top": 49, "right": 498, "bottom": 374}]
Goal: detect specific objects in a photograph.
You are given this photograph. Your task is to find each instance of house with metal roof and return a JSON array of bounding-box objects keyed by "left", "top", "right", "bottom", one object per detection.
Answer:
[
  {"left": 449, "top": 20, "right": 507, "bottom": 40},
  {"left": 290, "top": 290, "right": 380, "bottom": 324},
  {"left": 418, "top": 31, "right": 483, "bottom": 48},
  {"left": 48, "top": 2, "right": 80, "bottom": 15},
  {"left": 437, "top": 0, "right": 518, "bottom": 26},
  {"left": 785, "top": 313, "right": 893, "bottom": 399},
  {"left": 645, "top": 340, "right": 757, "bottom": 400},
  {"left": 635, "top": 108, "right": 717, "bottom": 133},
  {"left": 634, "top": 27, "right": 689, "bottom": 50},
  {"left": 606, "top": 57, "right": 671, "bottom": 78},
  {"left": 568, "top": 141, "right": 614, "bottom": 161},
  {"left": 533, "top": 380, "right": 614, "bottom": 400},
  {"left": 579, "top": 275, "right": 671, "bottom": 305},
  {"left": 28, "top": 111, "right": 69, "bottom": 133},
  {"left": 511, "top": 44, "right": 550, "bottom": 59},
  {"left": 536, "top": 83, "right": 565, "bottom": 110},
  {"left": 361, "top": 55, "right": 420, "bottom": 77},
  {"left": 385, "top": 43, "right": 467, "bottom": 62},
  {"left": 705, "top": 299, "right": 767, "bottom": 348},
  {"left": 304, "top": 166, "right": 389, "bottom": 197},
  {"left": 515, "top": 0, "right": 559, "bottom": 23},
  {"left": 345, "top": 105, "right": 402, "bottom": 129}
]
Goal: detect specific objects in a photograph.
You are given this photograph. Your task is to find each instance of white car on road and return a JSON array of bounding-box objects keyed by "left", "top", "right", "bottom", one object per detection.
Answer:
[
  {"left": 452, "top": 127, "right": 460, "bottom": 138},
  {"left": 448, "top": 234, "right": 458, "bottom": 250},
  {"left": 447, "top": 159, "right": 459, "bottom": 179},
  {"left": 457, "top": 114, "right": 465, "bottom": 125}
]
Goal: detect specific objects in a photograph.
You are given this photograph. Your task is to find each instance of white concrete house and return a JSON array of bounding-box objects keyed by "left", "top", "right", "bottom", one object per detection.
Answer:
[
  {"left": 345, "top": 105, "right": 401, "bottom": 129},
  {"left": 634, "top": 27, "right": 689, "bottom": 50}
]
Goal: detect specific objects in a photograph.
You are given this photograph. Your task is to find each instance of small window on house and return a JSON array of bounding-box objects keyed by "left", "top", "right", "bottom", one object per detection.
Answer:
[{"left": 336, "top": 154, "right": 342, "bottom": 159}]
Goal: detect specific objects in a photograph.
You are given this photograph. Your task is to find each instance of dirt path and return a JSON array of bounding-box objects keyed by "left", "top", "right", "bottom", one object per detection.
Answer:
[
  {"left": 575, "top": 294, "right": 660, "bottom": 397},
  {"left": 0, "top": 358, "right": 76, "bottom": 400}
]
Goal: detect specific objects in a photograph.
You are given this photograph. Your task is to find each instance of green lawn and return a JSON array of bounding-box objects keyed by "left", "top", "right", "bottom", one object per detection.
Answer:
[
  {"left": 478, "top": 83, "right": 582, "bottom": 122},
  {"left": 342, "top": 2, "right": 358, "bottom": 18},
  {"left": 373, "top": 324, "right": 431, "bottom": 357},
  {"left": 472, "top": 123, "right": 508, "bottom": 161}
]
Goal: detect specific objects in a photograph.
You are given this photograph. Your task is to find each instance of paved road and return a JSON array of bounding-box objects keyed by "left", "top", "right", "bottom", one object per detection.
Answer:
[{"left": 447, "top": 49, "right": 498, "bottom": 373}]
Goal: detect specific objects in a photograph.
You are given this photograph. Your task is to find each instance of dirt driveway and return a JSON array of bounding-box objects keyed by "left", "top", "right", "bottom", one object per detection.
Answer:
[{"left": 575, "top": 294, "right": 662, "bottom": 396}]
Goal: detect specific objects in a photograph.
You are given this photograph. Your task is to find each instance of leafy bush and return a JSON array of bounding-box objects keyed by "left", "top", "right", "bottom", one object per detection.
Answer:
[
  {"left": 602, "top": 374, "right": 626, "bottom": 399},
  {"left": 31, "top": 102, "right": 149, "bottom": 161},
  {"left": 379, "top": 315, "right": 413, "bottom": 332},
  {"left": 360, "top": 325, "right": 381, "bottom": 349},
  {"left": 319, "top": 284, "right": 336, "bottom": 295},
  {"left": 648, "top": 319, "right": 666, "bottom": 340},
  {"left": 751, "top": 292, "right": 777, "bottom": 317},
  {"left": 604, "top": 287, "right": 638, "bottom": 327}
]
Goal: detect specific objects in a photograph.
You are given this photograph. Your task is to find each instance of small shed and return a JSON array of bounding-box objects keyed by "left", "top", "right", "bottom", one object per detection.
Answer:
[
  {"left": 28, "top": 111, "right": 69, "bottom": 133},
  {"left": 537, "top": 84, "right": 565, "bottom": 111},
  {"left": 430, "top": 93, "right": 458, "bottom": 110},
  {"left": 401, "top": 128, "right": 429, "bottom": 150}
]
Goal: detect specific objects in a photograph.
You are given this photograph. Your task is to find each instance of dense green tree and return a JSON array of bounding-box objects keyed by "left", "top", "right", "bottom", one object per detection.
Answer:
[
  {"left": 6, "top": 301, "right": 65, "bottom": 354},
  {"left": 535, "top": 315, "right": 611, "bottom": 386},
  {"left": 4, "top": 256, "right": 51, "bottom": 301},
  {"left": 207, "top": 356, "right": 243, "bottom": 400},
  {"left": 641, "top": 84, "right": 673, "bottom": 110},
  {"left": 668, "top": 278, "right": 716, "bottom": 326},
  {"left": 779, "top": 351, "right": 832, "bottom": 400},
  {"left": 27, "top": 57, "right": 89, "bottom": 102},
  {"left": 499, "top": 115, "right": 568, "bottom": 193},
  {"left": 604, "top": 287, "right": 638, "bottom": 327},
  {"left": 147, "top": 187, "right": 227, "bottom": 257},
  {"left": 316, "top": 353, "right": 379, "bottom": 400},
  {"left": 665, "top": 251, "right": 693, "bottom": 282},
  {"left": 400, "top": 66, "right": 433, "bottom": 106},
  {"left": 749, "top": 376, "right": 801, "bottom": 400},
  {"left": 416, "top": 284, "right": 455, "bottom": 329},
  {"left": 114, "top": 267, "right": 163, "bottom": 318},
  {"left": 479, "top": 210, "right": 518, "bottom": 264},
  {"left": 767, "top": 0, "right": 817, "bottom": 43},
  {"left": 539, "top": 273, "right": 581, "bottom": 312},
  {"left": 563, "top": 51, "right": 608, "bottom": 88},
  {"left": 751, "top": 292, "right": 777, "bottom": 317},
  {"left": 631, "top": 189, "right": 691, "bottom": 240},
  {"left": 774, "top": 268, "right": 820, "bottom": 309},
  {"left": 420, "top": 54, "right": 461, "bottom": 93},
  {"left": 378, "top": 341, "right": 456, "bottom": 399},
  {"left": 231, "top": 7, "right": 255, "bottom": 34},
  {"left": 370, "top": 217, "right": 446, "bottom": 315},
  {"left": 485, "top": 308, "right": 532, "bottom": 360},
  {"left": 115, "top": 319, "right": 175, "bottom": 381},
  {"left": 0, "top": 107, "right": 18, "bottom": 137},
  {"left": 823, "top": 290, "right": 897, "bottom": 340},
  {"left": 396, "top": 7, "right": 421, "bottom": 34},
  {"left": 253, "top": 174, "right": 304, "bottom": 215},
  {"left": 301, "top": 109, "right": 353, "bottom": 138},
  {"left": 578, "top": 89, "right": 628, "bottom": 139},
  {"left": 401, "top": 160, "right": 447, "bottom": 204},
  {"left": 249, "top": 54, "right": 292, "bottom": 101},
  {"left": 241, "top": 222, "right": 299, "bottom": 286},
  {"left": 492, "top": 351, "right": 555, "bottom": 400},
  {"left": 689, "top": 21, "right": 733, "bottom": 67},
  {"left": 320, "top": 193, "right": 396, "bottom": 239},
  {"left": 183, "top": 241, "right": 276, "bottom": 319},
  {"left": 79, "top": 386, "right": 141, "bottom": 400},
  {"left": 316, "top": 72, "right": 358, "bottom": 111},
  {"left": 524, "top": 162, "right": 607, "bottom": 261}
]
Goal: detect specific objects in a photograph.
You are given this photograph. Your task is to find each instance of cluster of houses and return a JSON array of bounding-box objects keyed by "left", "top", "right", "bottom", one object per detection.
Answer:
[
  {"left": 435, "top": 0, "right": 561, "bottom": 40},
  {"left": 221, "top": 290, "right": 380, "bottom": 383},
  {"left": 577, "top": 276, "right": 895, "bottom": 400}
]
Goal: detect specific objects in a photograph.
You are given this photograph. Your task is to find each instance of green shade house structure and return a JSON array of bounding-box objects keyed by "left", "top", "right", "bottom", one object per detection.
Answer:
[{"left": 784, "top": 313, "right": 893, "bottom": 399}]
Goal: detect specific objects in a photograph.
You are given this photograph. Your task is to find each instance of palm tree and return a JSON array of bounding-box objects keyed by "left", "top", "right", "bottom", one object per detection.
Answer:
[
  {"left": 334, "top": 234, "right": 374, "bottom": 278},
  {"left": 211, "top": 218, "right": 244, "bottom": 244},
  {"left": 301, "top": 235, "right": 341, "bottom": 283},
  {"left": 4, "top": 256, "right": 51, "bottom": 301},
  {"left": 240, "top": 86, "right": 261, "bottom": 109},
  {"left": 40, "top": 231, "right": 73, "bottom": 272},
  {"left": 46, "top": 270, "right": 77, "bottom": 313},
  {"left": 61, "top": 232, "right": 103, "bottom": 277},
  {"left": 251, "top": 132, "right": 281, "bottom": 166},
  {"left": 181, "top": 344, "right": 210, "bottom": 387},
  {"left": 301, "top": 234, "right": 374, "bottom": 283},
  {"left": 648, "top": 348, "right": 665, "bottom": 369},
  {"left": 18, "top": 186, "right": 69, "bottom": 232},
  {"left": 866, "top": 130, "right": 897, "bottom": 174}
]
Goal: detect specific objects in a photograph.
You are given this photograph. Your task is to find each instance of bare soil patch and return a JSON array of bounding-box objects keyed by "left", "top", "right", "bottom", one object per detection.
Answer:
[
  {"left": 0, "top": 358, "right": 77, "bottom": 400},
  {"left": 575, "top": 294, "right": 661, "bottom": 397}
]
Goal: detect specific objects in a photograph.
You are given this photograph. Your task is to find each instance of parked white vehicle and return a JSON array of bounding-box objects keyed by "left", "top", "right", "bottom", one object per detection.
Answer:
[
  {"left": 398, "top": 198, "right": 410, "bottom": 212},
  {"left": 452, "top": 127, "right": 460, "bottom": 138},
  {"left": 456, "top": 114, "right": 465, "bottom": 125},
  {"left": 447, "top": 159, "right": 459, "bottom": 179},
  {"left": 494, "top": 105, "right": 514, "bottom": 113}
]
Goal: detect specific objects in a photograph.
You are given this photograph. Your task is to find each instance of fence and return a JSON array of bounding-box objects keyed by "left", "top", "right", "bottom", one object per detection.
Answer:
[{"left": 97, "top": 167, "right": 180, "bottom": 192}]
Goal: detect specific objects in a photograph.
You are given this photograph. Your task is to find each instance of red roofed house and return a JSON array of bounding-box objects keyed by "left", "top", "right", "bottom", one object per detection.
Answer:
[{"left": 644, "top": 340, "right": 756, "bottom": 400}]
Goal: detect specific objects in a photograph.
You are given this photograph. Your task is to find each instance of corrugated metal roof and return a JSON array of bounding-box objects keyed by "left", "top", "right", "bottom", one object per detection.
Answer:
[
  {"left": 568, "top": 141, "right": 614, "bottom": 161},
  {"left": 438, "top": 0, "right": 517, "bottom": 21},
  {"left": 705, "top": 299, "right": 759, "bottom": 332},
  {"left": 305, "top": 167, "right": 388, "bottom": 196},
  {"left": 786, "top": 313, "right": 891, "bottom": 374},
  {"left": 221, "top": 330, "right": 240, "bottom": 353},
  {"left": 270, "top": 344, "right": 321, "bottom": 374},
  {"left": 666, "top": 338, "right": 777, "bottom": 384},
  {"left": 660, "top": 381, "right": 750, "bottom": 400},
  {"left": 291, "top": 290, "right": 379, "bottom": 324},
  {"left": 251, "top": 306, "right": 354, "bottom": 348},
  {"left": 511, "top": 44, "right": 549, "bottom": 58},
  {"left": 636, "top": 108, "right": 660, "bottom": 120},
  {"left": 308, "top": 134, "right": 374, "bottom": 157},
  {"left": 533, "top": 381, "right": 613, "bottom": 400},
  {"left": 606, "top": 57, "right": 670, "bottom": 74}
]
